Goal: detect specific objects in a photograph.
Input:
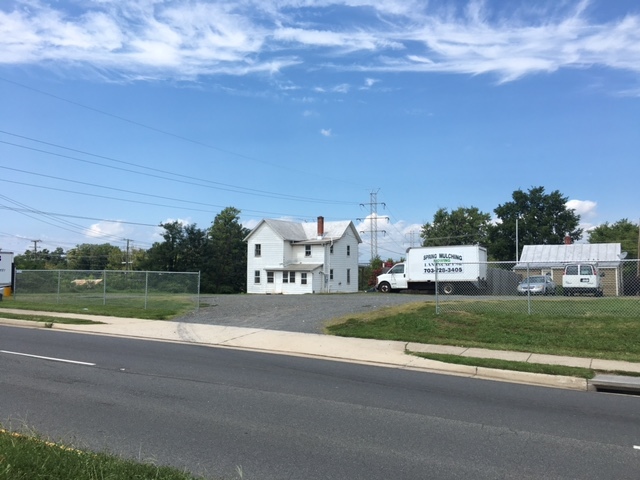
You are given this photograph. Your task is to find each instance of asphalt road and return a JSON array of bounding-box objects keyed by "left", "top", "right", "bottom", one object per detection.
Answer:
[
  {"left": 178, "top": 292, "right": 430, "bottom": 333},
  {"left": 2, "top": 326, "right": 639, "bottom": 480}
]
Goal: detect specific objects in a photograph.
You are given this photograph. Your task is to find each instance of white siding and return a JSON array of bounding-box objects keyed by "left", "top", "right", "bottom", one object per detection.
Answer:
[
  {"left": 246, "top": 224, "right": 285, "bottom": 294},
  {"left": 246, "top": 219, "right": 360, "bottom": 294},
  {"left": 324, "top": 229, "right": 359, "bottom": 293}
]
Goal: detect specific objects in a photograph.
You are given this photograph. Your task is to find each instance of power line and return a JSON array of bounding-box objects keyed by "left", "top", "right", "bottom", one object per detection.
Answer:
[
  {"left": 0, "top": 176, "right": 319, "bottom": 219},
  {"left": 0, "top": 76, "right": 366, "bottom": 188},
  {"left": 0, "top": 206, "right": 158, "bottom": 227},
  {"left": 0, "top": 134, "right": 357, "bottom": 205}
]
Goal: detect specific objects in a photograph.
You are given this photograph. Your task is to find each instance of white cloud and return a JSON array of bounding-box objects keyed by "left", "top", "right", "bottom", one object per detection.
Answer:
[
  {"left": 320, "top": 128, "right": 332, "bottom": 137},
  {"left": 86, "top": 220, "right": 126, "bottom": 240},
  {"left": 566, "top": 199, "right": 597, "bottom": 218},
  {"left": 356, "top": 214, "right": 422, "bottom": 261},
  {"left": 1, "top": 1, "right": 640, "bottom": 83}
]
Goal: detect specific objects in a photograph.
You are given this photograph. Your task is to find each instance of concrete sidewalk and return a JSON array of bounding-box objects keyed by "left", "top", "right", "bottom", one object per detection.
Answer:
[{"left": 2, "top": 309, "right": 640, "bottom": 392}]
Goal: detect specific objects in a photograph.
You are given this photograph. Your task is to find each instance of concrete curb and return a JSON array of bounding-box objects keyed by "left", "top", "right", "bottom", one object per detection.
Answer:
[{"left": 0, "top": 314, "right": 625, "bottom": 392}]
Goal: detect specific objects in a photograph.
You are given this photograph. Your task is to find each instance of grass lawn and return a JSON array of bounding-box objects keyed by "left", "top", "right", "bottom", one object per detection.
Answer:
[
  {"left": 0, "top": 311, "right": 102, "bottom": 324},
  {"left": 0, "top": 428, "right": 214, "bottom": 480},
  {"left": 326, "top": 298, "right": 640, "bottom": 362},
  {"left": 0, "top": 295, "right": 196, "bottom": 320},
  {"left": 409, "top": 352, "right": 597, "bottom": 379}
]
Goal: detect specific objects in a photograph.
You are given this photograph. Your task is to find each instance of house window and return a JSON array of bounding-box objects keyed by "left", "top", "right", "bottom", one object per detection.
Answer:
[
  {"left": 283, "top": 271, "right": 296, "bottom": 283},
  {"left": 301, "top": 273, "right": 307, "bottom": 285},
  {"left": 347, "top": 245, "right": 350, "bottom": 256},
  {"left": 347, "top": 269, "right": 351, "bottom": 284},
  {"left": 330, "top": 269, "right": 334, "bottom": 280},
  {"left": 330, "top": 244, "right": 334, "bottom": 254},
  {"left": 254, "top": 244, "right": 261, "bottom": 257},
  {"left": 267, "top": 272, "right": 274, "bottom": 283},
  {"left": 305, "top": 245, "right": 311, "bottom": 257},
  {"left": 254, "top": 270, "right": 260, "bottom": 283}
]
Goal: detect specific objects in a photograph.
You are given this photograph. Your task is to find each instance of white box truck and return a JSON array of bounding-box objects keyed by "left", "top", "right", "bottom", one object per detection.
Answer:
[
  {"left": 376, "top": 245, "right": 488, "bottom": 295},
  {"left": 0, "top": 252, "right": 14, "bottom": 299}
]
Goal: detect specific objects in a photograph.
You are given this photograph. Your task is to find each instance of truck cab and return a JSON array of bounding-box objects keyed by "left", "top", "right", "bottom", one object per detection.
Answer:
[{"left": 376, "top": 263, "right": 407, "bottom": 293}]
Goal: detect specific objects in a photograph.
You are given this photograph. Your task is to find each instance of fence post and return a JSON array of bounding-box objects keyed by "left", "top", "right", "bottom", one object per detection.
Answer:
[
  {"left": 103, "top": 270, "right": 107, "bottom": 306},
  {"left": 57, "top": 270, "right": 61, "bottom": 304},
  {"left": 197, "top": 271, "right": 201, "bottom": 311},
  {"left": 527, "top": 262, "right": 531, "bottom": 315},
  {"left": 144, "top": 271, "right": 149, "bottom": 310},
  {"left": 435, "top": 263, "right": 440, "bottom": 315}
]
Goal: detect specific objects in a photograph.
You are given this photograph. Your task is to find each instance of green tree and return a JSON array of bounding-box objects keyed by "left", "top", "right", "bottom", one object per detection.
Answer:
[
  {"left": 66, "top": 243, "right": 123, "bottom": 270},
  {"left": 14, "top": 247, "right": 67, "bottom": 270},
  {"left": 205, "top": 207, "right": 249, "bottom": 293},
  {"left": 141, "top": 221, "right": 207, "bottom": 272},
  {"left": 488, "top": 186, "right": 582, "bottom": 261},
  {"left": 421, "top": 207, "right": 491, "bottom": 247},
  {"left": 588, "top": 219, "right": 639, "bottom": 259}
]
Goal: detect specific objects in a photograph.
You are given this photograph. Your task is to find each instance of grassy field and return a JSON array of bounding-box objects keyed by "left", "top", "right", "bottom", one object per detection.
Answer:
[
  {"left": 327, "top": 298, "right": 640, "bottom": 362},
  {"left": 0, "top": 428, "right": 214, "bottom": 480},
  {"left": 0, "top": 294, "right": 197, "bottom": 320}
]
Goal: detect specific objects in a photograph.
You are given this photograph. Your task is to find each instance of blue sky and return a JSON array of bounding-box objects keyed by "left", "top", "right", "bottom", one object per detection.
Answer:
[{"left": 1, "top": 0, "right": 639, "bottom": 262}]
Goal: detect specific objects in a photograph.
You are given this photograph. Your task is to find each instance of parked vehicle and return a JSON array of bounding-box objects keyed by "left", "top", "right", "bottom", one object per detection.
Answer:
[
  {"left": 517, "top": 275, "right": 557, "bottom": 295},
  {"left": 562, "top": 263, "right": 603, "bottom": 296},
  {"left": 376, "top": 245, "right": 488, "bottom": 295}
]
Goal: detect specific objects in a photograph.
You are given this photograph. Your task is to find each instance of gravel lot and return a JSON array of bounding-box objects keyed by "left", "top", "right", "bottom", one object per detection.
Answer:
[{"left": 175, "top": 293, "right": 429, "bottom": 334}]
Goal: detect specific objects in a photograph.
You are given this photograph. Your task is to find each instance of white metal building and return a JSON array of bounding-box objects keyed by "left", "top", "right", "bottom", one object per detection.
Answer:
[
  {"left": 514, "top": 243, "right": 623, "bottom": 296},
  {"left": 245, "top": 216, "right": 362, "bottom": 294}
]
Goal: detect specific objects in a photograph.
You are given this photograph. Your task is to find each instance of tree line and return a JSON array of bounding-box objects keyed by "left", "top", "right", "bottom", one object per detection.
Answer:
[
  {"left": 12, "top": 188, "right": 639, "bottom": 293},
  {"left": 418, "top": 186, "right": 638, "bottom": 261},
  {"left": 13, "top": 207, "right": 249, "bottom": 294}
]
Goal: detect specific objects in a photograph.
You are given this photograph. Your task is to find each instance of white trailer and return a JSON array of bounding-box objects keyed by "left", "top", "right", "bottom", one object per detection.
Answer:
[
  {"left": 376, "top": 245, "right": 488, "bottom": 295},
  {"left": 0, "top": 251, "right": 14, "bottom": 287}
]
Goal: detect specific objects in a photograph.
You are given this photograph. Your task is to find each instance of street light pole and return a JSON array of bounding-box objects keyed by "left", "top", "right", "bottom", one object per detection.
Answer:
[{"left": 515, "top": 217, "right": 519, "bottom": 262}]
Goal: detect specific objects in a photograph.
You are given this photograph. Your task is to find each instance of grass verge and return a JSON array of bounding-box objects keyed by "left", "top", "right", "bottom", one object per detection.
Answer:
[
  {"left": 0, "top": 312, "right": 102, "bottom": 325},
  {"left": 0, "top": 296, "right": 195, "bottom": 320},
  {"left": 0, "top": 428, "right": 212, "bottom": 480},
  {"left": 409, "top": 352, "right": 596, "bottom": 379},
  {"left": 326, "top": 299, "right": 640, "bottom": 362}
]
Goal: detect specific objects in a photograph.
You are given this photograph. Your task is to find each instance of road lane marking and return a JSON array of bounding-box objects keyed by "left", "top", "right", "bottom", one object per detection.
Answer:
[
  {"left": 0, "top": 350, "right": 96, "bottom": 366},
  {"left": 634, "top": 446, "right": 640, "bottom": 450}
]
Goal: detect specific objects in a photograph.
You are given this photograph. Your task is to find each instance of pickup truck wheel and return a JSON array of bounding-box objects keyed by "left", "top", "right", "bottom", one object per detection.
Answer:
[
  {"left": 378, "top": 282, "right": 392, "bottom": 293},
  {"left": 441, "top": 283, "right": 455, "bottom": 295}
]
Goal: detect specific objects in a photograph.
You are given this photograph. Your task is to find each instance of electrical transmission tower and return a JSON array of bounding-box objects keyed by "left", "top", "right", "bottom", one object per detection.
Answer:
[
  {"left": 358, "top": 190, "right": 388, "bottom": 261},
  {"left": 406, "top": 230, "right": 421, "bottom": 248}
]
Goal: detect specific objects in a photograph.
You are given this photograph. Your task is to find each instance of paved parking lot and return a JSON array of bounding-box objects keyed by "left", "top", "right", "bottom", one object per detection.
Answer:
[{"left": 176, "top": 293, "right": 429, "bottom": 334}]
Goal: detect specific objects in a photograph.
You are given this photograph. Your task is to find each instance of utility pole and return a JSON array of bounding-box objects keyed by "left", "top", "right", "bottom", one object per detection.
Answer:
[
  {"left": 124, "top": 239, "right": 132, "bottom": 271},
  {"left": 358, "top": 190, "right": 389, "bottom": 262},
  {"left": 31, "top": 239, "right": 41, "bottom": 259}
]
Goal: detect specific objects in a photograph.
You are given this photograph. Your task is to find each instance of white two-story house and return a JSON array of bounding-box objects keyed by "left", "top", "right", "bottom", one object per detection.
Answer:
[{"left": 245, "top": 216, "right": 362, "bottom": 294}]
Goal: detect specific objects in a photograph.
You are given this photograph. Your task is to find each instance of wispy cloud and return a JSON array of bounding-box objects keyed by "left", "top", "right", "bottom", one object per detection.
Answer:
[
  {"left": 1, "top": 0, "right": 639, "bottom": 84},
  {"left": 320, "top": 128, "right": 332, "bottom": 137}
]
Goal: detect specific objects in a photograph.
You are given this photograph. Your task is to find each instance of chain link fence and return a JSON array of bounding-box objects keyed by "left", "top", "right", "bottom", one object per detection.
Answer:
[
  {"left": 399, "top": 260, "right": 640, "bottom": 318},
  {"left": 11, "top": 270, "right": 200, "bottom": 310}
]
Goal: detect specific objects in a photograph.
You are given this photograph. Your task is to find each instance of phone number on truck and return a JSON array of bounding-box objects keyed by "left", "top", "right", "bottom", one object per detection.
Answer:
[{"left": 423, "top": 267, "right": 464, "bottom": 274}]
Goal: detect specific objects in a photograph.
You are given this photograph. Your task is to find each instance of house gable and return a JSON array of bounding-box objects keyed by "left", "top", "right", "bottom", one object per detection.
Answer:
[{"left": 246, "top": 216, "right": 361, "bottom": 294}]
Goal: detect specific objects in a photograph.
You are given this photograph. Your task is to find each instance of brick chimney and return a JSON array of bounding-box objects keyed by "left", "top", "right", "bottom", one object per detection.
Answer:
[
  {"left": 564, "top": 235, "right": 572, "bottom": 245},
  {"left": 317, "top": 216, "right": 324, "bottom": 238}
]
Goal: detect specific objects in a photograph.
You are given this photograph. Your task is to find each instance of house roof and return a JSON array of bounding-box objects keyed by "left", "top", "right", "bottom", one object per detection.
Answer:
[
  {"left": 515, "top": 243, "right": 622, "bottom": 269},
  {"left": 245, "top": 218, "right": 362, "bottom": 244}
]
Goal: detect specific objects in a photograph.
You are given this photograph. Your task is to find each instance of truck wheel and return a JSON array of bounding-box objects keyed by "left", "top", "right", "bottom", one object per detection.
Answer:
[
  {"left": 441, "top": 283, "right": 455, "bottom": 295},
  {"left": 378, "top": 282, "right": 392, "bottom": 293}
]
